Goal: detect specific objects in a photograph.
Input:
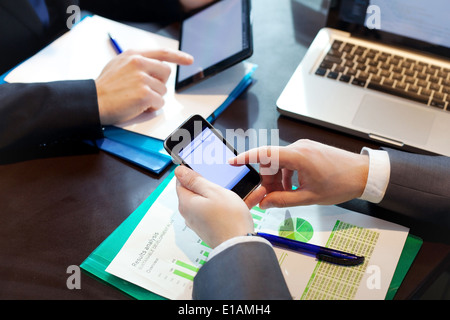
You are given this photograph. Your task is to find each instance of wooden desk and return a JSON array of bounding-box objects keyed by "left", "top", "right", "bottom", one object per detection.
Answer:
[{"left": 0, "top": 0, "right": 448, "bottom": 300}]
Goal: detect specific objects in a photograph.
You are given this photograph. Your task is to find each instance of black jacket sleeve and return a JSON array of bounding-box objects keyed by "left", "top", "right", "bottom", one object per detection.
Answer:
[
  {"left": 0, "top": 0, "right": 189, "bottom": 156},
  {"left": 79, "top": 0, "right": 185, "bottom": 24},
  {"left": 0, "top": 80, "right": 103, "bottom": 152}
]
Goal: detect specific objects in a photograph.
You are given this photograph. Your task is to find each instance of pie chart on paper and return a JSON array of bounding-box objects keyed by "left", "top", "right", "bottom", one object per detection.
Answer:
[{"left": 278, "top": 217, "right": 314, "bottom": 243}]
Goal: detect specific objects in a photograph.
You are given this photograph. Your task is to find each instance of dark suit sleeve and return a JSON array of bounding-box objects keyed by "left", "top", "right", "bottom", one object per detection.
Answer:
[
  {"left": 79, "top": 0, "right": 185, "bottom": 24},
  {"left": 378, "top": 148, "right": 450, "bottom": 228},
  {"left": 192, "top": 241, "right": 292, "bottom": 300},
  {"left": 0, "top": 80, "right": 103, "bottom": 152}
]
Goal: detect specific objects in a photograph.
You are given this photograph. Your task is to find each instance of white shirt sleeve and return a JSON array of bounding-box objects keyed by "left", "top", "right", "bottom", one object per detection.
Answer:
[
  {"left": 208, "top": 235, "right": 272, "bottom": 261},
  {"left": 358, "top": 147, "right": 391, "bottom": 203}
]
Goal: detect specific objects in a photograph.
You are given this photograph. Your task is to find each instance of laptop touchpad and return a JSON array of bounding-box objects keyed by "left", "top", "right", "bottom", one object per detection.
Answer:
[{"left": 352, "top": 95, "right": 435, "bottom": 145}]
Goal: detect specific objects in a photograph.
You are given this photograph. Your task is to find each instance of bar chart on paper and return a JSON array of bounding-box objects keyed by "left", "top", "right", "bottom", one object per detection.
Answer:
[
  {"left": 171, "top": 240, "right": 210, "bottom": 282},
  {"left": 106, "top": 181, "right": 300, "bottom": 300},
  {"left": 105, "top": 178, "right": 216, "bottom": 299},
  {"left": 250, "top": 204, "right": 408, "bottom": 300}
]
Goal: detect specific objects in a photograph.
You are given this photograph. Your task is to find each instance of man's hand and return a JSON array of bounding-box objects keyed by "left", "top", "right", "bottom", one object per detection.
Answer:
[
  {"left": 175, "top": 165, "right": 254, "bottom": 249},
  {"left": 95, "top": 49, "right": 193, "bottom": 125},
  {"left": 230, "top": 139, "right": 370, "bottom": 209}
]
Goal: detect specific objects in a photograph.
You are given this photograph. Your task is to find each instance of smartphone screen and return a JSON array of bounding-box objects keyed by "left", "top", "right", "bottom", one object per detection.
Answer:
[
  {"left": 164, "top": 115, "right": 260, "bottom": 199},
  {"left": 179, "top": 127, "right": 250, "bottom": 190}
]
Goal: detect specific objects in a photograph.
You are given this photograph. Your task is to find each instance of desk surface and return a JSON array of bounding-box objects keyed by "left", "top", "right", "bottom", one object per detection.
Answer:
[{"left": 1, "top": 0, "right": 449, "bottom": 300}]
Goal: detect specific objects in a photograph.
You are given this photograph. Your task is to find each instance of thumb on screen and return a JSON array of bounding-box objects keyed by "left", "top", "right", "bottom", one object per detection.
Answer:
[{"left": 175, "top": 165, "right": 213, "bottom": 197}]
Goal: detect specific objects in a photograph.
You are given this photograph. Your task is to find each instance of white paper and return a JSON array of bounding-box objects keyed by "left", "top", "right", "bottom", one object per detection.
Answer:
[
  {"left": 255, "top": 204, "right": 409, "bottom": 300},
  {"left": 5, "top": 15, "right": 255, "bottom": 140},
  {"left": 5, "top": 16, "right": 177, "bottom": 83},
  {"left": 106, "top": 177, "right": 409, "bottom": 300}
]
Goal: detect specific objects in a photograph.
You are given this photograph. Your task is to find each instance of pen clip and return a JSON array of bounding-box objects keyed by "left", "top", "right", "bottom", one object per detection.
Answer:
[{"left": 316, "top": 253, "right": 365, "bottom": 266}]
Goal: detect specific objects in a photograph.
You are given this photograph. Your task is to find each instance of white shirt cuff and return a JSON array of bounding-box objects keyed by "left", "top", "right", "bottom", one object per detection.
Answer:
[
  {"left": 208, "top": 235, "right": 272, "bottom": 261},
  {"left": 359, "top": 147, "right": 390, "bottom": 203}
]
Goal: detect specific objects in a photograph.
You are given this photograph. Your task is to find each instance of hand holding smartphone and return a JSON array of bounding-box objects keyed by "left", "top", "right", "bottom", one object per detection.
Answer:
[{"left": 164, "top": 115, "right": 260, "bottom": 200}]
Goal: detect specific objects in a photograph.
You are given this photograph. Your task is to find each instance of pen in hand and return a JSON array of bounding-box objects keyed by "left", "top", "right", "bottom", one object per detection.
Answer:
[{"left": 108, "top": 33, "right": 123, "bottom": 54}]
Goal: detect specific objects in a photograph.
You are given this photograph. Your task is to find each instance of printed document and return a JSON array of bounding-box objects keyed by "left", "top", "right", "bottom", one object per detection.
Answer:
[{"left": 106, "top": 177, "right": 409, "bottom": 300}]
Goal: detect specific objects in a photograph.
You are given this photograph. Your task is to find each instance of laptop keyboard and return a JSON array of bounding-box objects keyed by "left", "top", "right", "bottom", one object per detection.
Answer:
[{"left": 315, "top": 40, "right": 450, "bottom": 111}]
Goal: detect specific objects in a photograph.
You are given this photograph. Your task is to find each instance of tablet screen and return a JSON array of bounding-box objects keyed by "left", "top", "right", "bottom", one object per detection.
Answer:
[{"left": 175, "top": 0, "right": 252, "bottom": 91}]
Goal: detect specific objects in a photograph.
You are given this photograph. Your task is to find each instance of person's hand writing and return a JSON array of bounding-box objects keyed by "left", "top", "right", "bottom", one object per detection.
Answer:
[
  {"left": 95, "top": 49, "right": 193, "bottom": 125},
  {"left": 230, "top": 139, "right": 369, "bottom": 209},
  {"left": 175, "top": 165, "right": 254, "bottom": 249}
]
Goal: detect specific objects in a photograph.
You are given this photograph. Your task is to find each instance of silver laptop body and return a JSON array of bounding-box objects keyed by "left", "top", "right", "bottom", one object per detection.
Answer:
[{"left": 277, "top": 0, "right": 450, "bottom": 156}]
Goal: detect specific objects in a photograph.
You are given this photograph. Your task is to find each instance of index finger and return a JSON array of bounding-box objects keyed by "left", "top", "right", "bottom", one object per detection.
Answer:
[
  {"left": 231, "top": 146, "right": 298, "bottom": 167},
  {"left": 140, "top": 48, "right": 194, "bottom": 65},
  {"left": 229, "top": 146, "right": 278, "bottom": 165}
]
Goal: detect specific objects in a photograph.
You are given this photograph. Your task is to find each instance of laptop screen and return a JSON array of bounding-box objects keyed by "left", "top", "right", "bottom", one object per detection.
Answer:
[{"left": 327, "top": 0, "right": 450, "bottom": 59}]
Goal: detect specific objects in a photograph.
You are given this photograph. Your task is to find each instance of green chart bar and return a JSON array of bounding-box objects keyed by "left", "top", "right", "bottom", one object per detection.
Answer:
[
  {"left": 252, "top": 206, "right": 266, "bottom": 214},
  {"left": 252, "top": 213, "right": 262, "bottom": 221},
  {"left": 175, "top": 260, "right": 199, "bottom": 272},
  {"left": 200, "top": 241, "right": 210, "bottom": 248},
  {"left": 173, "top": 270, "right": 194, "bottom": 281},
  {"left": 173, "top": 260, "right": 199, "bottom": 282},
  {"left": 251, "top": 207, "right": 265, "bottom": 229}
]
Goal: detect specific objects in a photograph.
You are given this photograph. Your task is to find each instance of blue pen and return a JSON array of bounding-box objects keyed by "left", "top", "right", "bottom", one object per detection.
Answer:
[
  {"left": 108, "top": 33, "right": 123, "bottom": 54},
  {"left": 256, "top": 232, "right": 365, "bottom": 266}
]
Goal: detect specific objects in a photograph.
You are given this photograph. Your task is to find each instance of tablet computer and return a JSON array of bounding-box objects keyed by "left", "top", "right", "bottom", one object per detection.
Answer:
[{"left": 175, "top": 0, "right": 253, "bottom": 91}]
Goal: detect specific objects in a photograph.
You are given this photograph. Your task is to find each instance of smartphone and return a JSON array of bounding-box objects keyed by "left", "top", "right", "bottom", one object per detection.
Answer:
[{"left": 164, "top": 115, "right": 260, "bottom": 200}]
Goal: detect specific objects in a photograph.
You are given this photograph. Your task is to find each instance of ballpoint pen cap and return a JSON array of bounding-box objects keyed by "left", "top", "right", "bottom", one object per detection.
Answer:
[{"left": 316, "top": 253, "right": 365, "bottom": 266}]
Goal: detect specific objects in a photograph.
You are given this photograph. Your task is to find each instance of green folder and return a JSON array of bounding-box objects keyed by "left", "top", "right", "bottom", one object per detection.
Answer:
[
  {"left": 81, "top": 168, "right": 422, "bottom": 300},
  {"left": 81, "top": 168, "right": 177, "bottom": 300},
  {"left": 386, "top": 234, "right": 423, "bottom": 300}
]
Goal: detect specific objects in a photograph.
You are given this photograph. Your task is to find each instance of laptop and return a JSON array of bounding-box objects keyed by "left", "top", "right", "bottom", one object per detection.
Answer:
[{"left": 277, "top": 0, "right": 450, "bottom": 156}]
